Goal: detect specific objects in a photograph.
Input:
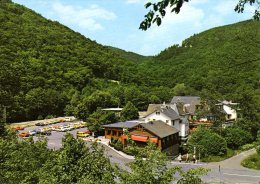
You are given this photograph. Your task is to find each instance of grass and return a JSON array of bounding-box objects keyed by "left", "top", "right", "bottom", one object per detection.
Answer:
[
  {"left": 241, "top": 153, "right": 260, "bottom": 170},
  {"left": 201, "top": 148, "right": 239, "bottom": 162}
]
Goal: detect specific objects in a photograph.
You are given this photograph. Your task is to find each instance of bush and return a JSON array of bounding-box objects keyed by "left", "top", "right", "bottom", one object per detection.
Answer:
[
  {"left": 256, "top": 145, "right": 260, "bottom": 155},
  {"left": 241, "top": 153, "right": 260, "bottom": 170},
  {"left": 109, "top": 138, "right": 123, "bottom": 151},
  {"left": 240, "top": 143, "right": 255, "bottom": 151}
]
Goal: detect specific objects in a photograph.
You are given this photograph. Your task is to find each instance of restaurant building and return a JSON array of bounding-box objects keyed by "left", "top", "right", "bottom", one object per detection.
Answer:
[{"left": 103, "top": 120, "right": 179, "bottom": 155}]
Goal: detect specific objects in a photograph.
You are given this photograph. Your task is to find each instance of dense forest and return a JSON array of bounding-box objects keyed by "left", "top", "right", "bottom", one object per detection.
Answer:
[{"left": 0, "top": 0, "right": 259, "bottom": 125}]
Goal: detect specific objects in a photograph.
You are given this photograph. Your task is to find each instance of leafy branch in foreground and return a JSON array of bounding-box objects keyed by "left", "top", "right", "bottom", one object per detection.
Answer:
[{"left": 140, "top": 0, "right": 260, "bottom": 30}]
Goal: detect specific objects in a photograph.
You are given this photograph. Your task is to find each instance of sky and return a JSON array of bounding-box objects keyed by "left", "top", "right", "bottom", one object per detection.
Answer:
[{"left": 12, "top": 0, "right": 255, "bottom": 56}]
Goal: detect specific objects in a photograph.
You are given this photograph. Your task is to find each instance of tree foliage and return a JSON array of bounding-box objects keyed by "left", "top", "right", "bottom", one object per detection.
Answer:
[
  {"left": 0, "top": 1, "right": 259, "bottom": 130},
  {"left": 120, "top": 101, "right": 139, "bottom": 121},
  {"left": 140, "top": 0, "right": 260, "bottom": 30},
  {"left": 222, "top": 127, "right": 253, "bottom": 149},
  {"left": 188, "top": 127, "right": 227, "bottom": 157}
]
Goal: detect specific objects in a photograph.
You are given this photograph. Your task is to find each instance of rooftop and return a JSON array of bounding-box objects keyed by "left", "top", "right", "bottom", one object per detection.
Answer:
[
  {"left": 140, "top": 120, "right": 179, "bottom": 138},
  {"left": 103, "top": 120, "right": 140, "bottom": 129}
]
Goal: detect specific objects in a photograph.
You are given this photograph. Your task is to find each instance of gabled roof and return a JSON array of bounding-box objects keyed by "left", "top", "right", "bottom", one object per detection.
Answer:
[
  {"left": 140, "top": 120, "right": 179, "bottom": 138},
  {"left": 145, "top": 104, "right": 180, "bottom": 120},
  {"left": 160, "top": 107, "right": 180, "bottom": 120},
  {"left": 103, "top": 120, "right": 140, "bottom": 129},
  {"left": 171, "top": 96, "right": 201, "bottom": 104},
  {"left": 171, "top": 96, "right": 201, "bottom": 115}
]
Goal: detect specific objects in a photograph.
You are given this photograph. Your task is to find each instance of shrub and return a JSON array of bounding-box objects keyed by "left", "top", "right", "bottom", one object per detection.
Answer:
[
  {"left": 256, "top": 145, "right": 260, "bottom": 155},
  {"left": 240, "top": 144, "right": 255, "bottom": 151},
  {"left": 241, "top": 153, "right": 260, "bottom": 170}
]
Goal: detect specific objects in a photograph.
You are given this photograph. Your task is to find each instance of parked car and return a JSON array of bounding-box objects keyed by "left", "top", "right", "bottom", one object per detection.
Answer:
[
  {"left": 15, "top": 126, "right": 24, "bottom": 131},
  {"left": 29, "top": 130, "right": 37, "bottom": 136},
  {"left": 73, "top": 123, "right": 81, "bottom": 129},
  {"left": 52, "top": 125, "right": 60, "bottom": 131},
  {"left": 39, "top": 130, "right": 51, "bottom": 136},
  {"left": 76, "top": 131, "right": 90, "bottom": 138},
  {"left": 64, "top": 125, "right": 73, "bottom": 131},
  {"left": 35, "top": 122, "right": 45, "bottom": 126},
  {"left": 57, "top": 126, "right": 67, "bottom": 132},
  {"left": 19, "top": 131, "right": 29, "bottom": 137}
]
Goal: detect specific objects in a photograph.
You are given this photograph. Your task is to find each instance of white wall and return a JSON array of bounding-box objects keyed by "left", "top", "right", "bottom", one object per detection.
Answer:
[
  {"left": 145, "top": 112, "right": 182, "bottom": 136},
  {"left": 223, "top": 105, "right": 237, "bottom": 120}
]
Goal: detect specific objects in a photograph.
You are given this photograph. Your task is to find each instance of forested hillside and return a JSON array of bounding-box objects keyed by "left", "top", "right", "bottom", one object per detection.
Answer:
[
  {"left": 0, "top": 0, "right": 259, "bottom": 124},
  {"left": 138, "top": 20, "right": 260, "bottom": 121}
]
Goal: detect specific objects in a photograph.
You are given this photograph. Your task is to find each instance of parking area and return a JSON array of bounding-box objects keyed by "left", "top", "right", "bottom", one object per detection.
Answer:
[{"left": 16, "top": 120, "right": 89, "bottom": 149}]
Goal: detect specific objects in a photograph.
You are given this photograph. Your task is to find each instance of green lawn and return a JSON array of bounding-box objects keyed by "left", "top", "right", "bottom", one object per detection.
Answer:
[{"left": 241, "top": 153, "right": 260, "bottom": 170}]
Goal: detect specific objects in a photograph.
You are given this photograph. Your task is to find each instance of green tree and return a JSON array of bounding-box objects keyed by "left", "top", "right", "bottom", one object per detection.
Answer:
[
  {"left": 140, "top": 0, "right": 260, "bottom": 30},
  {"left": 87, "top": 108, "right": 118, "bottom": 132},
  {"left": 119, "top": 143, "right": 180, "bottom": 183},
  {"left": 222, "top": 127, "right": 253, "bottom": 149},
  {"left": 120, "top": 101, "right": 139, "bottom": 121},
  {"left": 38, "top": 134, "right": 117, "bottom": 184},
  {"left": 188, "top": 127, "right": 227, "bottom": 157}
]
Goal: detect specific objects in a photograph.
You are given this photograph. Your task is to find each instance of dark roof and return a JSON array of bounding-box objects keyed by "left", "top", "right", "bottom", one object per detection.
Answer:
[
  {"left": 144, "top": 104, "right": 180, "bottom": 120},
  {"left": 140, "top": 120, "right": 179, "bottom": 138},
  {"left": 145, "top": 104, "right": 161, "bottom": 116},
  {"left": 103, "top": 120, "right": 140, "bottom": 129},
  {"left": 171, "top": 96, "right": 201, "bottom": 115},
  {"left": 161, "top": 107, "right": 180, "bottom": 120}
]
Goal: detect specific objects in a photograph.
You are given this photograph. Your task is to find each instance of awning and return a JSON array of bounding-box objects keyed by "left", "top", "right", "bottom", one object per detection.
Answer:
[
  {"left": 149, "top": 137, "right": 158, "bottom": 143},
  {"left": 131, "top": 135, "right": 148, "bottom": 142}
]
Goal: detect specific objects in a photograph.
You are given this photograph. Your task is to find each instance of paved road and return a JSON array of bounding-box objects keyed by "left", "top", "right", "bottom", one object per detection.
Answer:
[{"left": 19, "top": 124, "right": 260, "bottom": 183}]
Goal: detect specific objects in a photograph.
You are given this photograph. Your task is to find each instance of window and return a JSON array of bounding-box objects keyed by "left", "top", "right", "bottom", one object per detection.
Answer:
[
  {"left": 156, "top": 111, "right": 160, "bottom": 115},
  {"left": 112, "top": 130, "right": 117, "bottom": 136},
  {"left": 118, "top": 131, "right": 122, "bottom": 136},
  {"left": 166, "top": 120, "right": 169, "bottom": 124},
  {"left": 171, "top": 120, "right": 175, "bottom": 126},
  {"left": 107, "top": 130, "right": 111, "bottom": 135}
]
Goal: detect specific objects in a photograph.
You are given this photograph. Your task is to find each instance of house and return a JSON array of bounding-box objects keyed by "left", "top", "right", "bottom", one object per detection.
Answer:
[
  {"left": 143, "top": 103, "right": 188, "bottom": 141},
  {"left": 170, "top": 96, "right": 201, "bottom": 120},
  {"left": 103, "top": 120, "right": 179, "bottom": 155},
  {"left": 215, "top": 100, "right": 239, "bottom": 125}
]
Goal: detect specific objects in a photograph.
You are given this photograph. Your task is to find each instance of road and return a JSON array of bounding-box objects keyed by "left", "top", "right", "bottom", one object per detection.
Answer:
[{"left": 20, "top": 123, "right": 260, "bottom": 183}]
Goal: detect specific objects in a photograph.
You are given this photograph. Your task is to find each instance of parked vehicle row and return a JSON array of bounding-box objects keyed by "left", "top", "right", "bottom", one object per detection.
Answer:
[
  {"left": 17, "top": 121, "right": 87, "bottom": 138},
  {"left": 18, "top": 128, "right": 52, "bottom": 137}
]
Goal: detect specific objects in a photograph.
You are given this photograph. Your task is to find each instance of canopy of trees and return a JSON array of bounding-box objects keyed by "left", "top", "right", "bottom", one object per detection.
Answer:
[
  {"left": 0, "top": 129, "right": 208, "bottom": 184},
  {"left": 0, "top": 1, "right": 259, "bottom": 130}
]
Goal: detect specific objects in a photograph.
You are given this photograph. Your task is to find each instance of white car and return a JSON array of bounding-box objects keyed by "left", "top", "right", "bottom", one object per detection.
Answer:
[{"left": 28, "top": 130, "right": 37, "bottom": 136}]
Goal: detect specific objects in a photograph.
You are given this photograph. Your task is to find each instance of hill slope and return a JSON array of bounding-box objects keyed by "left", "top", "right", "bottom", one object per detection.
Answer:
[
  {"left": 0, "top": 1, "right": 259, "bottom": 123},
  {"left": 0, "top": 0, "right": 146, "bottom": 122},
  {"left": 140, "top": 20, "right": 260, "bottom": 120}
]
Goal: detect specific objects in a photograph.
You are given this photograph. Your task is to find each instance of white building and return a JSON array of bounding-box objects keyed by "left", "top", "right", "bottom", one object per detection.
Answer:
[
  {"left": 216, "top": 100, "right": 239, "bottom": 122},
  {"left": 143, "top": 103, "right": 189, "bottom": 141}
]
